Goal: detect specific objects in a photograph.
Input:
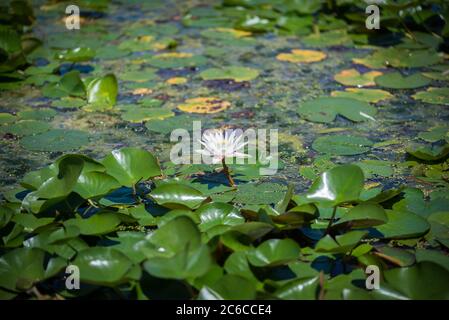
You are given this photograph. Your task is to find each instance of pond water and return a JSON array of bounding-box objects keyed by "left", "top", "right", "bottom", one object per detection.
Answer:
[
  {"left": 1, "top": 0, "right": 449, "bottom": 301},
  {"left": 1, "top": 0, "right": 448, "bottom": 197}
]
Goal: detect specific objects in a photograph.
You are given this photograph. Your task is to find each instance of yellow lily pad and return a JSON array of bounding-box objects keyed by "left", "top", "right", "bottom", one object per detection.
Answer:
[
  {"left": 331, "top": 88, "right": 394, "bottom": 103},
  {"left": 166, "top": 77, "right": 187, "bottom": 85},
  {"left": 276, "top": 49, "right": 326, "bottom": 63},
  {"left": 334, "top": 69, "right": 382, "bottom": 87},
  {"left": 212, "top": 28, "right": 252, "bottom": 38},
  {"left": 178, "top": 97, "right": 231, "bottom": 114}
]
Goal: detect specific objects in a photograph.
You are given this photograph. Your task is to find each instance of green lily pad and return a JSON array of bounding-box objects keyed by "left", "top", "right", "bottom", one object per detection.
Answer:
[
  {"left": 374, "top": 210, "right": 430, "bottom": 239},
  {"left": 143, "top": 216, "right": 212, "bottom": 279},
  {"left": 355, "top": 159, "right": 394, "bottom": 178},
  {"left": 17, "top": 108, "right": 57, "bottom": 120},
  {"left": 64, "top": 212, "right": 122, "bottom": 236},
  {"left": 73, "top": 172, "right": 121, "bottom": 199},
  {"left": 149, "top": 183, "right": 206, "bottom": 209},
  {"left": 146, "top": 52, "right": 207, "bottom": 68},
  {"left": 353, "top": 48, "right": 441, "bottom": 69},
  {"left": 312, "top": 135, "right": 374, "bottom": 155},
  {"left": 334, "top": 203, "right": 388, "bottom": 228},
  {"left": 199, "top": 274, "right": 256, "bottom": 300},
  {"left": 306, "top": 164, "right": 364, "bottom": 207},
  {"left": 379, "top": 262, "right": 449, "bottom": 299},
  {"left": 418, "top": 126, "right": 448, "bottom": 143},
  {"left": 56, "top": 47, "right": 96, "bottom": 63},
  {"left": 0, "top": 248, "right": 46, "bottom": 291},
  {"left": 145, "top": 114, "right": 196, "bottom": 134},
  {"left": 302, "top": 29, "right": 352, "bottom": 47},
  {"left": 86, "top": 74, "right": 118, "bottom": 107},
  {"left": 247, "top": 238, "right": 301, "bottom": 267},
  {"left": 0, "top": 113, "right": 15, "bottom": 124},
  {"left": 199, "top": 66, "right": 259, "bottom": 82},
  {"left": 412, "top": 87, "right": 449, "bottom": 105},
  {"left": 121, "top": 107, "right": 174, "bottom": 123},
  {"left": 298, "top": 97, "right": 377, "bottom": 123},
  {"left": 315, "top": 231, "right": 367, "bottom": 254},
  {"left": 274, "top": 276, "right": 320, "bottom": 300},
  {"left": 20, "top": 129, "right": 89, "bottom": 152},
  {"left": 406, "top": 143, "right": 449, "bottom": 161},
  {"left": 0, "top": 120, "right": 51, "bottom": 136},
  {"left": 73, "top": 247, "right": 133, "bottom": 285},
  {"left": 375, "top": 72, "right": 431, "bottom": 89},
  {"left": 197, "top": 202, "right": 244, "bottom": 234},
  {"left": 102, "top": 147, "right": 161, "bottom": 187}
]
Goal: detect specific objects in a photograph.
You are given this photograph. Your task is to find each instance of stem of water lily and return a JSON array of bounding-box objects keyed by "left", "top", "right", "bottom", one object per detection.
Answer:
[
  {"left": 221, "top": 158, "right": 236, "bottom": 188},
  {"left": 325, "top": 206, "right": 337, "bottom": 235}
]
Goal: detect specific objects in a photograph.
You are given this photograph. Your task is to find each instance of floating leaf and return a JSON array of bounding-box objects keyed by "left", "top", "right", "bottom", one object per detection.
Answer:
[
  {"left": 149, "top": 183, "right": 206, "bottom": 209},
  {"left": 64, "top": 212, "right": 122, "bottom": 235},
  {"left": 73, "top": 172, "right": 121, "bottom": 199},
  {"left": 86, "top": 74, "right": 118, "bottom": 107},
  {"left": 274, "top": 276, "right": 320, "bottom": 300},
  {"left": 146, "top": 52, "right": 207, "bottom": 68},
  {"left": 298, "top": 97, "right": 377, "bottom": 123},
  {"left": 375, "top": 210, "right": 430, "bottom": 239},
  {"left": 177, "top": 97, "right": 231, "bottom": 114},
  {"left": 200, "top": 66, "right": 259, "bottom": 82},
  {"left": 198, "top": 275, "right": 256, "bottom": 300},
  {"left": 143, "top": 216, "right": 212, "bottom": 279},
  {"left": 247, "top": 239, "right": 301, "bottom": 267},
  {"left": 0, "top": 120, "right": 51, "bottom": 136},
  {"left": 56, "top": 47, "right": 95, "bottom": 62},
  {"left": 334, "top": 69, "right": 382, "bottom": 87},
  {"left": 302, "top": 29, "right": 352, "bottom": 47},
  {"left": 20, "top": 129, "right": 89, "bottom": 152},
  {"left": 353, "top": 48, "right": 441, "bottom": 69},
  {"left": 306, "top": 164, "right": 364, "bottom": 207},
  {"left": 331, "top": 88, "right": 393, "bottom": 103},
  {"left": 375, "top": 72, "right": 431, "bottom": 89},
  {"left": 315, "top": 231, "right": 367, "bottom": 254},
  {"left": 102, "top": 147, "right": 161, "bottom": 187},
  {"left": 412, "top": 87, "right": 449, "bottom": 105},
  {"left": 73, "top": 247, "right": 133, "bottom": 285},
  {"left": 276, "top": 49, "right": 326, "bottom": 63},
  {"left": 406, "top": 143, "right": 449, "bottom": 161},
  {"left": 334, "top": 203, "right": 388, "bottom": 228},
  {"left": 121, "top": 107, "right": 174, "bottom": 123},
  {"left": 312, "top": 135, "right": 374, "bottom": 155}
]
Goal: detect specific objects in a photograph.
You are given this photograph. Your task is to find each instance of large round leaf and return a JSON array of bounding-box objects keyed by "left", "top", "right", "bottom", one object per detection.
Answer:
[
  {"left": 334, "top": 203, "right": 388, "bottom": 228},
  {"left": 102, "top": 147, "right": 161, "bottom": 187},
  {"left": 298, "top": 97, "right": 377, "bottom": 123},
  {"left": 0, "top": 248, "right": 46, "bottom": 291},
  {"left": 380, "top": 262, "right": 449, "bottom": 299},
  {"left": 73, "top": 171, "right": 121, "bottom": 199},
  {"left": 247, "top": 238, "right": 301, "bottom": 267},
  {"left": 73, "top": 247, "right": 133, "bottom": 285},
  {"left": 197, "top": 202, "right": 244, "bottom": 232},
  {"left": 149, "top": 183, "right": 206, "bottom": 209},
  {"left": 374, "top": 210, "right": 430, "bottom": 239},
  {"left": 315, "top": 231, "right": 367, "bottom": 254},
  {"left": 306, "top": 164, "right": 364, "bottom": 207},
  {"left": 143, "top": 216, "right": 212, "bottom": 279},
  {"left": 86, "top": 74, "right": 118, "bottom": 107},
  {"left": 274, "top": 276, "right": 320, "bottom": 300},
  {"left": 198, "top": 275, "right": 256, "bottom": 300},
  {"left": 64, "top": 212, "right": 122, "bottom": 236},
  {"left": 375, "top": 72, "right": 431, "bottom": 89},
  {"left": 21, "top": 129, "right": 89, "bottom": 152},
  {"left": 312, "top": 135, "right": 373, "bottom": 155}
]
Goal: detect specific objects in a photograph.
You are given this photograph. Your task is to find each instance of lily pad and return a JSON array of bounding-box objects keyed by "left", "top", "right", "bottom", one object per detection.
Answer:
[
  {"left": 312, "top": 135, "right": 374, "bottom": 155},
  {"left": 331, "top": 88, "right": 393, "bottom": 103},
  {"left": 334, "top": 69, "right": 382, "bottom": 87},
  {"left": 199, "top": 66, "right": 259, "bottom": 82},
  {"left": 0, "top": 120, "right": 51, "bottom": 136},
  {"left": 375, "top": 72, "right": 431, "bottom": 89},
  {"left": 412, "top": 87, "right": 449, "bottom": 105},
  {"left": 298, "top": 97, "right": 377, "bottom": 123},
  {"left": 86, "top": 74, "right": 118, "bottom": 108},
  {"left": 306, "top": 164, "right": 364, "bottom": 207},
  {"left": 56, "top": 47, "right": 96, "bottom": 62},
  {"left": 121, "top": 107, "right": 174, "bottom": 123},
  {"left": 374, "top": 210, "right": 430, "bottom": 239},
  {"left": 20, "top": 129, "right": 89, "bottom": 152},
  {"left": 247, "top": 238, "right": 301, "bottom": 267},
  {"left": 149, "top": 183, "right": 206, "bottom": 209},
  {"left": 177, "top": 97, "right": 231, "bottom": 114},
  {"left": 102, "top": 147, "right": 161, "bottom": 187},
  {"left": 276, "top": 49, "right": 326, "bottom": 63}
]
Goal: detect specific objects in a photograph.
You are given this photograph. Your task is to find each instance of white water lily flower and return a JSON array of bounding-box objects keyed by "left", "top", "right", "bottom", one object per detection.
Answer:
[{"left": 196, "top": 129, "right": 250, "bottom": 164}]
